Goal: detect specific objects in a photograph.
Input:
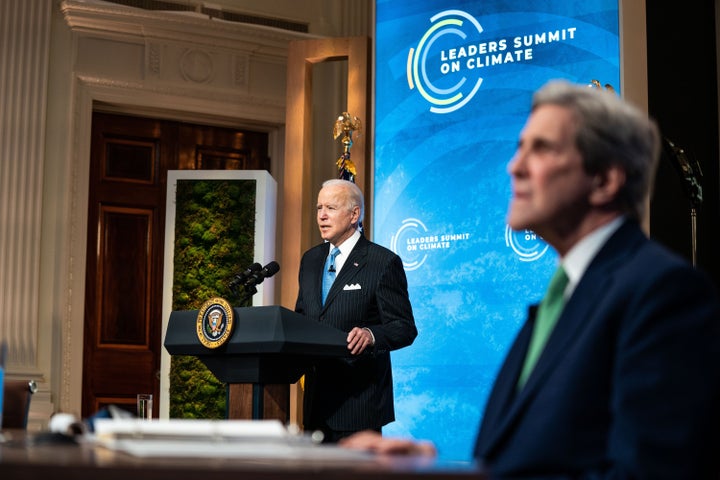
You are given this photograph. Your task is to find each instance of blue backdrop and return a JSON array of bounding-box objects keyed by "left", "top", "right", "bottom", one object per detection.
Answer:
[{"left": 373, "top": 0, "right": 620, "bottom": 461}]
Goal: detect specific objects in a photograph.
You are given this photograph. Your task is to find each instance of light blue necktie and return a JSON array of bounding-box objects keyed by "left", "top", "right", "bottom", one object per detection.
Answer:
[
  {"left": 517, "top": 266, "right": 569, "bottom": 389},
  {"left": 322, "top": 247, "right": 340, "bottom": 305}
]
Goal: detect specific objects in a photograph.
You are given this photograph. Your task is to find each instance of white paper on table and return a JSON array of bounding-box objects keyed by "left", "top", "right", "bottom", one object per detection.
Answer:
[{"left": 91, "top": 418, "right": 375, "bottom": 461}]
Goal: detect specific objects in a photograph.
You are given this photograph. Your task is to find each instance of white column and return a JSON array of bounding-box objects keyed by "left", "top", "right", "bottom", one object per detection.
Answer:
[{"left": 0, "top": 0, "right": 51, "bottom": 370}]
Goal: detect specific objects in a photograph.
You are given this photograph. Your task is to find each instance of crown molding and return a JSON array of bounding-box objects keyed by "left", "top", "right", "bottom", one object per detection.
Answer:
[{"left": 60, "top": 0, "right": 320, "bottom": 59}]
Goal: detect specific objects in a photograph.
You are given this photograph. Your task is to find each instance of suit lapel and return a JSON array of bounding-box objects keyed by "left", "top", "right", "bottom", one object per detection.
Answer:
[
  {"left": 477, "top": 283, "right": 609, "bottom": 457},
  {"left": 322, "top": 236, "right": 367, "bottom": 309},
  {"left": 519, "top": 269, "right": 614, "bottom": 392},
  {"left": 523, "top": 222, "right": 645, "bottom": 392},
  {"left": 477, "top": 221, "right": 646, "bottom": 456}
]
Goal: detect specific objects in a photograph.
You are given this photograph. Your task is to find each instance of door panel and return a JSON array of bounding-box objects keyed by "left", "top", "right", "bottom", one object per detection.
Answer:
[
  {"left": 97, "top": 207, "right": 152, "bottom": 346},
  {"left": 83, "top": 112, "right": 269, "bottom": 418}
]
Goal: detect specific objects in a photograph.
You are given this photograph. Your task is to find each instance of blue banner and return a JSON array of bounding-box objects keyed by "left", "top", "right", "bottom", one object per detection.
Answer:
[{"left": 373, "top": 0, "right": 619, "bottom": 461}]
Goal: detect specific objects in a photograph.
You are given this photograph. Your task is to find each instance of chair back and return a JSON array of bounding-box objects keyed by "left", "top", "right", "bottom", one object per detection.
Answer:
[{"left": 2, "top": 379, "right": 37, "bottom": 429}]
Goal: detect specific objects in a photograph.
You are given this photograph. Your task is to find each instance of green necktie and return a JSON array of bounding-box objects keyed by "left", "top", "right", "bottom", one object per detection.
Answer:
[{"left": 517, "top": 266, "right": 569, "bottom": 389}]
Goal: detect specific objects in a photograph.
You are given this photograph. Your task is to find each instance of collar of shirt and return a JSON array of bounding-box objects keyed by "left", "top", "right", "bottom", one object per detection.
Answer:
[
  {"left": 329, "top": 229, "right": 361, "bottom": 275},
  {"left": 560, "top": 216, "right": 625, "bottom": 299}
]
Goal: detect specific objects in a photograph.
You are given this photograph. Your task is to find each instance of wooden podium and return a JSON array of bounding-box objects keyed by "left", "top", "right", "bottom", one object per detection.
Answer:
[{"left": 164, "top": 305, "right": 348, "bottom": 422}]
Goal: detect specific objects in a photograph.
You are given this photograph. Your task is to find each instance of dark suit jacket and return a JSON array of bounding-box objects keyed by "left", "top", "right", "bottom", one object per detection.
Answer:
[
  {"left": 295, "top": 234, "right": 417, "bottom": 432},
  {"left": 474, "top": 220, "right": 720, "bottom": 479}
]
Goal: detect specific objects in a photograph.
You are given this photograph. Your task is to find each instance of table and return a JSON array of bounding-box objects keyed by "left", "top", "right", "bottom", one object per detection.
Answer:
[{"left": 0, "top": 430, "right": 487, "bottom": 480}]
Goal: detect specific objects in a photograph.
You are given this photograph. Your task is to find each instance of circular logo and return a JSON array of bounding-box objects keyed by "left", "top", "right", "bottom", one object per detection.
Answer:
[
  {"left": 407, "top": 9, "right": 484, "bottom": 114},
  {"left": 390, "top": 218, "right": 429, "bottom": 271},
  {"left": 196, "top": 297, "right": 234, "bottom": 349},
  {"left": 504, "top": 225, "right": 549, "bottom": 262}
]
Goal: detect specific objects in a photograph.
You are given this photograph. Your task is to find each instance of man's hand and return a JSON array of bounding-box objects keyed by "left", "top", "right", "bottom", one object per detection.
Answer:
[
  {"left": 347, "top": 327, "right": 374, "bottom": 355},
  {"left": 339, "top": 430, "right": 437, "bottom": 457}
]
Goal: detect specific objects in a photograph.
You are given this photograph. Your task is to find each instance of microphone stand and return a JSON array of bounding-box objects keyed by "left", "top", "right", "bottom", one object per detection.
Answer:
[
  {"left": 663, "top": 138, "right": 703, "bottom": 267},
  {"left": 228, "top": 283, "right": 256, "bottom": 307},
  {"left": 690, "top": 206, "right": 698, "bottom": 267},
  {"left": 681, "top": 159, "right": 702, "bottom": 268}
]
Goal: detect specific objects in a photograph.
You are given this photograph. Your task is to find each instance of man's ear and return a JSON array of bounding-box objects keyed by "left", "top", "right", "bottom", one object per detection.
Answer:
[{"left": 589, "top": 165, "right": 626, "bottom": 206}]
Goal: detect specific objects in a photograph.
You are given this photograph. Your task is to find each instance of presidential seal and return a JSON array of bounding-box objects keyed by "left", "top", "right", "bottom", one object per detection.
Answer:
[{"left": 196, "top": 297, "right": 234, "bottom": 349}]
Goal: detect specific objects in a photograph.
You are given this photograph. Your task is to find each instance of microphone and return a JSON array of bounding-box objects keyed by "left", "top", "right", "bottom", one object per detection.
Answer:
[
  {"left": 228, "top": 262, "right": 262, "bottom": 289},
  {"left": 663, "top": 137, "right": 703, "bottom": 207},
  {"left": 243, "top": 261, "right": 280, "bottom": 289}
]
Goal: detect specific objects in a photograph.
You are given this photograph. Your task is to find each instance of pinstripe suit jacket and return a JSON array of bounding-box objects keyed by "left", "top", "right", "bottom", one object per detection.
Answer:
[{"left": 295, "top": 234, "right": 417, "bottom": 432}]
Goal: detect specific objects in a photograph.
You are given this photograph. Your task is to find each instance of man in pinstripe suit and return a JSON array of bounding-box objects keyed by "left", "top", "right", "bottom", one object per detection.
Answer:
[{"left": 295, "top": 179, "right": 418, "bottom": 443}]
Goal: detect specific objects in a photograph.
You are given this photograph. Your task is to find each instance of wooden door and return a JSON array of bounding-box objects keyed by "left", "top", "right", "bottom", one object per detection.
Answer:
[{"left": 82, "top": 112, "right": 269, "bottom": 418}]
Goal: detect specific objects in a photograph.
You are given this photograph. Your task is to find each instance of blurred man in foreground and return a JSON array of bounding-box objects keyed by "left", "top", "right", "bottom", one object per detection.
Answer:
[{"left": 341, "top": 80, "right": 720, "bottom": 479}]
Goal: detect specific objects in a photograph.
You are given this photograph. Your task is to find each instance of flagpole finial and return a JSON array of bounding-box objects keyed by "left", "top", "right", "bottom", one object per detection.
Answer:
[
  {"left": 588, "top": 78, "right": 615, "bottom": 93},
  {"left": 333, "top": 112, "right": 362, "bottom": 182}
]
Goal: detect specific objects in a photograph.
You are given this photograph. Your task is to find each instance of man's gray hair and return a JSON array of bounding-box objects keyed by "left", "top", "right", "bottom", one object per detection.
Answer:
[
  {"left": 322, "top": 178, "right": 365, "bottom": 223},
  {"left": 532, "top": 80, "right": 661, "bottom": 222}
]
